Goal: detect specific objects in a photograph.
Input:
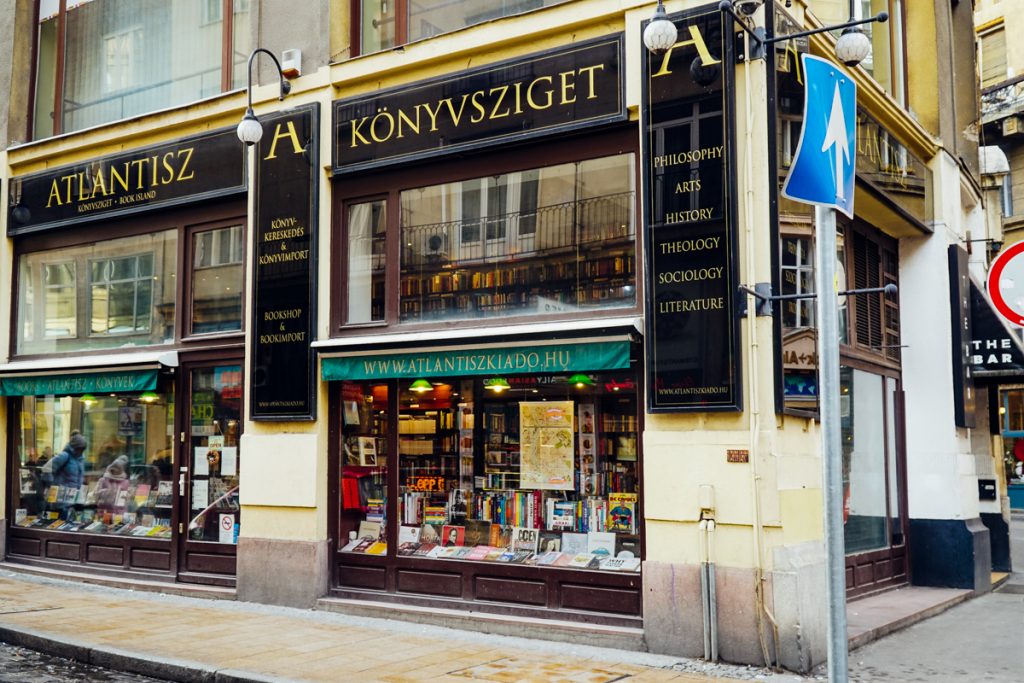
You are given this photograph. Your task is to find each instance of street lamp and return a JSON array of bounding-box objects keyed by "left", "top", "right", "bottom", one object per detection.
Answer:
[
  {"left": 236, "top": 48, "right": 292, "bottom": 146},
  {"left": 640, "top": 0, "right": 888, "bottom": 67}
]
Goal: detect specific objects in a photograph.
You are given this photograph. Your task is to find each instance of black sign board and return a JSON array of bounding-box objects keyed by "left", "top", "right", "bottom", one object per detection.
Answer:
[
  {"left": 969, "top": 279, "right": 1024, "bottom": 379},
  {"left": 8, "top": 128, "right": 245, "bottom": 236},
  {"left": 948, "top": 246, "right": 975, "bottom": 427},
  {"left": 250, "top": 105, "right": 319, "bottom": 421},
  {"left": 641, "top": 6, "right": 740, "bottom": 412},
  {"left": 332, "top": 36, "right": 625, "bottom": 175}
]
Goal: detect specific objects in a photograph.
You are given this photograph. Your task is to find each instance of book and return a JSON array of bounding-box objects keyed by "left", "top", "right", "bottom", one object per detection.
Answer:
[
  {"left": 561, "top": 532, "right": 588, "bottom": 554},
  {"left": 437, "top": 546, "right": 460, "bottom": 558},
  {"left": 351, "top": 538, "right": 375, "bottom": 553},
  {"left": 587, "top": 531, "right": 616, "bottom": 556},
  {"left": 568, "top": 553, "right": 595, "bottom": 568},
  {"left": 496, "top": 550, "right": 517, "bottom": 562},
  {"left": 133, "top": 484, "right": 152, "bottom": 508},
  {"left": 483, "top": 547, "right": 505, "bottom": 561},
  {"left": 536, "top": 550, "right": 562, "bottom": 566},
  {"left": 552, "top": 552, "right": 574, "bottom": 567},
  {"left": 452, "top": 546, "right": 474, "bottom": 559},
  {"left": 464, "top": 520, "right": 493, "bottom": 547},
  {"left": 615, "top": 534, "right": 641, "bottom": 558},
  {"left": 114, "top": 488, "right": 129, "bottom": 509},
  {"left": 607, "top": 493, "right": 637, "bottom": 533},
  {"left": 398, "top": 525, "right": 421, "bottom": 545},
  {"left": 420, "top": 524, "right": 442, "bottom": 544},
  {"left": 600, "top": 556, "right": 641, "bottom": 572},
  {"left": 340, "top": 538, "right": 362, "bottom": 552},
  {"left": 489, "top": 525, "right": 512, "bottom": 548},
  {"left": 397, "top": 541, "right": 421, "bottom": 556},
  {"left": 424, "top": 505, "right": 447, "bottom": 525},
  {"left": 365, "top": 541, "right": 387, "bottom": 555},
  {"left": 507, "top": 550, "right": 534, "bottom": 563},
  {"left": 466, "top": 545, "right": 493, "bottom": 561},
  {"left": 46, "top": 486, "right": 60, "bottom": 504},
  {"left": 441, "top": 525, "right": 466, "bottom": 547},
  {"left": 537, "top": 531, "right": 562, "bottom": 553},
  {"left": 511, "top": 526, "right": 539, "bottom": 553},
  {"left": 357, "top": 520, "right": 382, "bottom": 540},
  {"left": 427, "top": 545, "right": 446, "bottom": 558},
  {"left": 413, "top": 543, "right": 437, "bottom": 557}
]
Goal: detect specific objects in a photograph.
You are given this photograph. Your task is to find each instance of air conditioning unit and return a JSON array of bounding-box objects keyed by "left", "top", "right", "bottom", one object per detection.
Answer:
[{"left": 1003, "top": 115, "right": 1022, "bottom": 137}]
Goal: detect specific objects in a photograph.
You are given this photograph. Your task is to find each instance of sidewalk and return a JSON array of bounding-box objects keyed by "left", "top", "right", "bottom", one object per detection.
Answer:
[{"left": 0, "top": 569, "right": 802, "bottom": 683}]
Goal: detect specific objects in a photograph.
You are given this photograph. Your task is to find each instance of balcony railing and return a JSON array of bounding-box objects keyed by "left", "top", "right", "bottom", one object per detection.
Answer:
[{"left": 982, "top": 76, "right": 1024, "bottom": 124}]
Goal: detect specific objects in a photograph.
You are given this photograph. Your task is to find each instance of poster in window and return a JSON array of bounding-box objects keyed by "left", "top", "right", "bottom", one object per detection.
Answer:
[{"left": 519, "top": 401, "right": 574, "bottom": 490}]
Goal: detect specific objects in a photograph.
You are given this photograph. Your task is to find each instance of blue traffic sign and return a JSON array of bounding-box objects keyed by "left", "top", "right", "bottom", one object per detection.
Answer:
[{"left": 782, "top": 54, "right": 857, "bottom": 218}]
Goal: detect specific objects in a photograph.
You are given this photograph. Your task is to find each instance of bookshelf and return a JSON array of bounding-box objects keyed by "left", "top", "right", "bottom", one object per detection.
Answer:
[{"left": 399, "top": 242, "right": 635, "bottom": 321}]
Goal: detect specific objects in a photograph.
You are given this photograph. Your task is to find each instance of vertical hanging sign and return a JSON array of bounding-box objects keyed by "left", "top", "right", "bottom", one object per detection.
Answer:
[
  {"left": 642, "top": 6, "right": 740, "bottom": 412},
  {"left": 250, "top": 104, "right": 319, "bottom": 420}
]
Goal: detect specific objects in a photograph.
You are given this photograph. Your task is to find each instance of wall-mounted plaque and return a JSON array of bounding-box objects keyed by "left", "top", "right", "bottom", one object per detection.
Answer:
[
  {"left": 641, "top": 5, "right": 741, "bottom": 412},
  {"left": 250, "top": 104, "right": 319, "bottom": 421}
]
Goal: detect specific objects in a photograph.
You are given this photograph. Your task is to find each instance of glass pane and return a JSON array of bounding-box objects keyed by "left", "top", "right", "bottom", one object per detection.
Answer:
[
  {"left": 191, "top": 226, "right": 244, "bottom": 334},
  {"left": 885, "top": 377, "right": 902, "bottom": 545},
  {"left": 407, "top": 0, "right": 566, "bottom": 44},
  {"left": 346, "top": 202, "right": 387, "bottom": 324},
  {"left": 231, "top": 0, "right": 253, "bottom": 89},
  {"left": 11, "top": 389, "right": 176, "bottom": 538},
  {"left": 339, "top": 381, "right": 389, "bottom": 554},
  {"left": 842, "top": 367, "right": 888, "bottom": 554},
  {"left": 387, "top": 373, "right": 640, "bottom": 571},
  {"left": 188, "top": 366, "right": 242, "bottom": 543},
  {"left": 57, "top": 0, "right": 223, "bottom": 135},
  {"left": 34, "top": 2, "right": 59, "bottom": 139},
  {"left": 18, "top": 230, "right": 177, "bottom": 354},
  {"left": 399, "top": 154, "right": 636, "bottom": 322},
  {"left": 361, "top": 0, "right": 395, "bottom": 53}
]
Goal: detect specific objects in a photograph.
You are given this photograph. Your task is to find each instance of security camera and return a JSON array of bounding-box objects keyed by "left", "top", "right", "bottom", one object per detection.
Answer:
[{"left": 735, "top": 0, "right": 765, "bottom": 15}]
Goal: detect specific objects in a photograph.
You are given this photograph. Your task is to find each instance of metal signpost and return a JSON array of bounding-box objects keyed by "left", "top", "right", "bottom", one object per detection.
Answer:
[{"left": 782, "top": 53, "right": 858, "bottom": 683}]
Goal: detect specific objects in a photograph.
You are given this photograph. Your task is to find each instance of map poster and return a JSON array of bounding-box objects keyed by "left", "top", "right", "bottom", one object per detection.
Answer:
[{"left": 519, "top": 401, "right": 575, "bottom": 490}]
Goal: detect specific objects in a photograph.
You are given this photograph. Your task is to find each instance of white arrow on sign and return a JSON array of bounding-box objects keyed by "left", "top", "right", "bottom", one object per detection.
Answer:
[{"left": 821, "top": 82, "right": 850, "bottom": 201}]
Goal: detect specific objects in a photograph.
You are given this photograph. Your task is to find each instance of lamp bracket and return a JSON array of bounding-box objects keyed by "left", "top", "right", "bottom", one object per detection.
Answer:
[
  {"left": 738, "top": 282, "right": 897, "bottom": 317},
  {"left": 719, "top": 1, "right": 888, "bottom": 62}
]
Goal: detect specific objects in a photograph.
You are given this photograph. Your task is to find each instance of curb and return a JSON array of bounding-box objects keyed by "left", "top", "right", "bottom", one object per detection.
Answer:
[{"left": 0, "top": 624, "right": 293, "bottom": 683}]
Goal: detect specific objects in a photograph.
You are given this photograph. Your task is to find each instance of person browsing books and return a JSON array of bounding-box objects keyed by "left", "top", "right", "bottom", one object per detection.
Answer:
[
  {"left": 95, "top": 455, "right": 130, "bottom": 509},
  {"left": 48, "top": 431, "right": 87, "bottom": 490}
]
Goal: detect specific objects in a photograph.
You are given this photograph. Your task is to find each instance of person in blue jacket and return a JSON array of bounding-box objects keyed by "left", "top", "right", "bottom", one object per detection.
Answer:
[{"left": 47, "top": 431, "right": 87, "bottom": 512}]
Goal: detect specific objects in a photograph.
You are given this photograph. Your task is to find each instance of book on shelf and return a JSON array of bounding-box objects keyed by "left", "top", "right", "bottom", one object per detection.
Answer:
[
  {"left": 561, "top": 532, "right": 588, "bottom": 555},
  {"left": 464, "top": 520, "right": 493, "bottom": 547},
  {"left": 357, "top": 520, "right": 382, "bottom": 540},
  {"left": 398, "top": 525, "right": 421, "bottom": 545},
  {"left": 441, "top": 524, "right": 465, "bottom": 547},
  {"left": 133, "top": 484, "right": 151, "bottom": 508},
  {"left": 587, "top": 531, "right": 616, "bottom": 556},
  {"left": 365, "top": 498, "right": 386, "bottom": 524},
  {"left": 427, "top": 545, "right": 446, "bottom": 559},
  {"left": 616, "top": 534, "right": 641, "bottom": 558},
  {"left": 607, "top": 492, "right": 637, "bottom": 533},
  {"left": 413, "top": 543, "right": 437, "bottom": 557},
  {"left": 397, "top": 541, "right": 421, "bottom": 556},
  {"left": 488, "top": 525, "right": 512, "bottom": 548},
  {"left": 365, "top": 541, "right": 387, "bottom": 555},
  {"left": 511, "top": 526, "right": 539, "bottom": 553},
  {"left": 466, "top": 545, "right": 494, "bottom": 561},
  {"left": 552, "top": 552, "right": 574, "bottom": 567},
  {"left": 535, "top": 550, "right": 562, "bottom": 566},
  {"left": 483, "top": 547, "right": 505, "bottom": 561},
  {"left": 424, "top": 505, "right": 447, "bottom": 525},
  {"left": 537, "top": 531, "right": 562, "bottom": 553},
  {"left": 567, "top": 553, "right": 595, "bottom": 568},
  {"left": 600, "top": 556, "right": 641, "bottom": 572}
]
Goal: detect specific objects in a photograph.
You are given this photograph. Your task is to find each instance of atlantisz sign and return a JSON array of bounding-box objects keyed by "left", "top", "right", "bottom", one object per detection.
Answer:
[
  {"left": 332, "top": 37, "right": 624, "bottom": 174},
  {"left": 7, "top": 128, "right": 245, "bottom": 235},
  {"left": 642, "top": 5, "right": 740, "bottom": 412},
  {"left": 251, "top": 105, "right": 319, "bottom": 421}
]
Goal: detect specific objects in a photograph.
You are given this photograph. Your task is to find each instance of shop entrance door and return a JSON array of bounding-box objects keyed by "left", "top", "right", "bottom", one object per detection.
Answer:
[{"left": 177, "top": 362, "right": 243, "bottom": 585}]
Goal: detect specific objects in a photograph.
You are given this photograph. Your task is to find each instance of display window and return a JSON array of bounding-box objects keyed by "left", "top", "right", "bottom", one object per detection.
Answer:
[
  {"left": 338, "top": 370, "right": 641, "bottom": 572},
  {"left": 11, "top": 388, "right": 174, "bottom": 538}
]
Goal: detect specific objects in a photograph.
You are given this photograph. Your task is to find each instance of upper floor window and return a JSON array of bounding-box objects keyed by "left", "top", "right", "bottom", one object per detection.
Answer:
[
  {"left": 979, "top": 23, "right": 1008, "bottom": 89},
  {"left": 806, "top": 0, "right": 907, "bottom": 106},
  {"left": 354, "top": 0, "right": 567, "bottom": 56},
  {"left": 33, "top": 0, "right": 252, "bottom": 140}
]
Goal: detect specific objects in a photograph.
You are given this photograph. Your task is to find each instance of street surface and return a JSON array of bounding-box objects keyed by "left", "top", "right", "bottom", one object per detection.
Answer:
[{"left": 0, "top": 641, "right": 160, "bottom": 682}]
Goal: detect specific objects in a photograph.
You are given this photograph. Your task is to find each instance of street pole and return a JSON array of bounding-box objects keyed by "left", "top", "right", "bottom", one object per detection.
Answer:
[{"left": 814, "top": 205, "right": 848, "bottom": 682}]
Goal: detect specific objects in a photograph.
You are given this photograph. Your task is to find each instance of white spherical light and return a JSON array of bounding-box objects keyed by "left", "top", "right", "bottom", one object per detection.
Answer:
[
  {"left": 835, "top": 27, "right": 871, "bottom": 67},
  {"left": 643, "top": 2, "right": 677, "bottom": 55},
  {"left": 236, "top": 109, "right": 264, "bottom": 146}
]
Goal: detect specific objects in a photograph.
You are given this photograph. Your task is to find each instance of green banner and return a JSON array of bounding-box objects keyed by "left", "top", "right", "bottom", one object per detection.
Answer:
[
  {"left": 0, "top": 369, "right": 158, "bottom": 396},
  {"left": 322, "top": 341, "right": 631, "bottom": 381}
]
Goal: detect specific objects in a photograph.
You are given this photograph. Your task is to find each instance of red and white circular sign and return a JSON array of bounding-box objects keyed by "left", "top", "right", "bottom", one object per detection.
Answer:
[{"left": 988, "top": 241, "right": 1024, "bottom": 325}]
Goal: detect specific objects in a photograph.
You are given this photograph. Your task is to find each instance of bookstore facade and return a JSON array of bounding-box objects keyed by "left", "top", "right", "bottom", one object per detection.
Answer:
[
  {"left": 316, "top": 37, "right": 649, "bottom": 621},
  {"left": 3, "top": 129, "right": 248, "bottom": 585}
]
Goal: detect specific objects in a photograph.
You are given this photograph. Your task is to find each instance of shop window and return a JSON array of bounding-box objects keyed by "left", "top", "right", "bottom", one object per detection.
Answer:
[
  {"left": 11, "top": 389, "right": 176, "bottom": 538},
  {"left": 186, "top": 366, "right": 242, "bottom": 543},
  {"left": 346, "top": 200, "right": 387, "bottom": 324},
  {"left": 841, "top": 366, "right": 901, "bottom": 554},
  {"left": 354, "top": 0, "right": 566, "bottom": 56},
  {"left": 89, "top": 253, "right": 155, "bottom": 335},
  {"left": 396, "top": 153, "right": 636, "bottom": 323},
  {"left": 17, "top": 230, "right": 177, "bottom": 355},
  {"left": 339, "top": 381, "right": 389, "bottom": 552},
  {"left": 191, "top": 225, "right": 244, "bottom": 335},
  {"left": 341, "top": 372, "right": 641, "bottom": 572},
  {"left": 32, "top": 0, "right": 252, "bottom": 140}
]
